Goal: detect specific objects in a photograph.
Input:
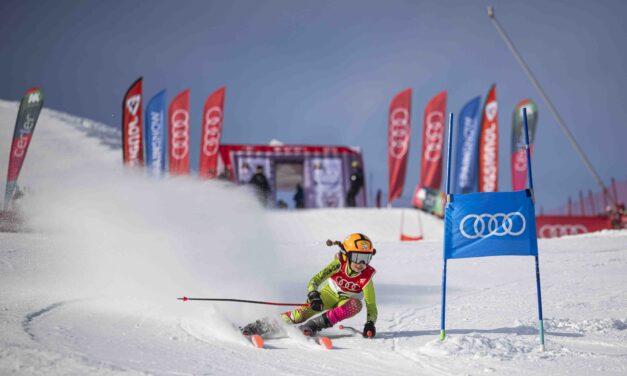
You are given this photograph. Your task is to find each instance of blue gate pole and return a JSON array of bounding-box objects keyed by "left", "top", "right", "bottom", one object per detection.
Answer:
[
  {"left": 524, "top": 107, "right": 545, "bottom": 350},
  {"left": 445, "top": 113, "right": 454, "bottom": 195},
  {"left": 440, "top": 259, "right": 448, "bottom": 341},
  {"left": 440, "top": 112, "right": 454, "bottom": 341},
  {"left": 523, "top": 107, "right": 535, "bottom": 193}
]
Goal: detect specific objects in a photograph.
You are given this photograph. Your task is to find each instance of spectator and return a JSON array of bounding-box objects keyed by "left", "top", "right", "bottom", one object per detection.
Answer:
[
  {"left": 240, "top": 162, "right": 251, "bottom": 182},
  {"left": 346, "top": 160, "right": 364, "bottom": 207},
  {"left": 609, "top": 203, "right": 625, "bottom": 229},
  {"left": 249, "top": 165, "right": 272, "bottom": 206},
  {"left": 294, "top": 183, "right": 305, "bottom": 209}
]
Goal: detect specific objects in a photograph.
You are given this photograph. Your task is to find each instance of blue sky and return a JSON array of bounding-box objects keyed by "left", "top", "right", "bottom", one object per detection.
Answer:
[{"left": 1, "top": 0, "right": 625, "bottom": 209}]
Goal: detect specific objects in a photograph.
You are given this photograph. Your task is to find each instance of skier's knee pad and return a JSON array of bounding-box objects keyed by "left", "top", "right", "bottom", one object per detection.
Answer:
[
  {"left": 346, "top": 298, "right": 363, "bottom": 315},
  {"left": 326, "top": 299, "right": 363, "bottom": 325}
]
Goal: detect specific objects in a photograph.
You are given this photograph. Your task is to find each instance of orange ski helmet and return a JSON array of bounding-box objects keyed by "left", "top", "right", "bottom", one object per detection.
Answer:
[{"left": 340, "top": 233, "right": 376, "bottom": 264}]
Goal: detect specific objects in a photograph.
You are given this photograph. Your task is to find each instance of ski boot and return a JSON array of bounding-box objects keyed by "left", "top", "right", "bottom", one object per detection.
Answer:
[
  {"left": 298, "top": 313, "right": 332, "bottom": 336},
  {"left": 240, "top": 318, "right": 280, "bottom": 336}
]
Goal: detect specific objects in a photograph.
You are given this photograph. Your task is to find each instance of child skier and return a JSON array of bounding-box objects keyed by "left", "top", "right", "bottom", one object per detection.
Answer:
[{"left": 242, "top": 233, "right": 378, "bottom": 338}]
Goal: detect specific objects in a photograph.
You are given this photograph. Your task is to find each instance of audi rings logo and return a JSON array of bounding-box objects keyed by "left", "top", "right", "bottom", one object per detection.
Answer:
[
  {"left": 334, "top": 277, "right": 360, "bottom": 292},
  {"left": 539, "top": 224, "right": 587, "bottom": 238},
  {"left": 388, "top": 108, "right": 410, "bottom": 159},
  {"left": 460, "top": 212, "right": 526, "bottom": 239},
  {"left": 171, "top": 109, "right": 189, "bottom": 160},
  {"left": 202, "top": 106, "right": 222, "bottom": 157},
  {"left": 424, "top": 111, "right": 444, "bottom": 162}
]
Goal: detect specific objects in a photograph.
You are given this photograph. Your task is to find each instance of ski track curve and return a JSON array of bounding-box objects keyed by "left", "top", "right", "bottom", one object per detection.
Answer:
[
  {"left": 21, "top": 300, "right": 147, "bottom": 375},
  {"left": 22, "top": 299, "right": 173, "bottom": 375},
  {"left": 22, "top": 301, "right": 69, "bottom": 341}
]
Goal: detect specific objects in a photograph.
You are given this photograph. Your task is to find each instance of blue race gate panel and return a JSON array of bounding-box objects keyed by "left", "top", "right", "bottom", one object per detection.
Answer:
[{"left": 444, "top": 190, "right": 538, "bottom": 260}]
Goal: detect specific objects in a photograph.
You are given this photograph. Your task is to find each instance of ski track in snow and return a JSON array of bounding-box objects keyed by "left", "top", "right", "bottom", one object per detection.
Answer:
[
  {"left": 23, "top": 301, "right": 69, "bottom": 340},
  {"left": 1, "top": 101, "right": 627, "bottom": 375}
]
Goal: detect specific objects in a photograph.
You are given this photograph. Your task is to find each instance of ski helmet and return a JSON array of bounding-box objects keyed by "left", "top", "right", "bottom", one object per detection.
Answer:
[{"left": 340, "top": 233, "right": 376, "bottom": 264}]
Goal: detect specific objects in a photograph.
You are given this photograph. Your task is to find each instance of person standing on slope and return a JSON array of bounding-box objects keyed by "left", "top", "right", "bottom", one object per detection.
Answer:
[
  {"left": 242, "top": 233, "right": 378, "bottom": 338},
  {"left": 346, "top": 161, "right": 364, "bottom": 207},
  {"left": 249, "top": 165, "right": 272, "bottom": 206}
]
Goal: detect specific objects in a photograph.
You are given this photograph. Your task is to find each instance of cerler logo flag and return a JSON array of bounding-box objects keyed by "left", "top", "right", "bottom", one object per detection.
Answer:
[
  {"left": 419, "top": 91, "right": 447, "bottom": 190},
  {"left": 387, "top": 88, "right": 412, "bottom": 203},
  {"left": 122, "top": 77, "right": 144, "bottom": 167},
  {"left": 4, "top": 88, "right": 44, "bottom": 210},
  {"left": 478, "top": 84, "right": 498, "bottom": 192},
  {"left": 199, "top": 86, "right": 226, "bottom": 179},
  {"left": 511, "top": 99, "right": 538, "bottom": 191},
  {"left": 168, "top": 89, "right": 191, "bottom": 175}
]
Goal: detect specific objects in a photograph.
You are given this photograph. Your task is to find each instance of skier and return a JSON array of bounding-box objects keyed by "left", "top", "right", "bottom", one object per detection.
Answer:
[{"left": 241, "top": 233, "right": 378, "bottom": 338}]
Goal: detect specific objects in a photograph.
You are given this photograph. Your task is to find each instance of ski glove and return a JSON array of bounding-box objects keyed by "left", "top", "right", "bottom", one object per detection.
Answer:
[
  {"left": 363, "top": 321, "right": 376, "bottom": 338},
  {"left": 307, "top": 291, "right": 323, "bottom": 311}
]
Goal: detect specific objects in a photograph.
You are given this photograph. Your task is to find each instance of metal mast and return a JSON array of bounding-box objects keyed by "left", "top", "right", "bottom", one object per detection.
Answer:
[{"left": 487, "top": 6, "right": 615, "bottom": 206}]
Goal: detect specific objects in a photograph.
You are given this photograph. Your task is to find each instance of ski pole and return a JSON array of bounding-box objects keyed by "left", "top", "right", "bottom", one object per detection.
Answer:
[
  {"left": 177, "top": 297, "right": 310, "bottom": 307},
  {"left": 338, "top": 325, "right": 374, "bottom": 338}
]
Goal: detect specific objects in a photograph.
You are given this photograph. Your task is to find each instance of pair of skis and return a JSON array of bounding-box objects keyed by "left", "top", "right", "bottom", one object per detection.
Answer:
[
  {"left": 238, "top": 315, "right": 334, "bottom": 349},
  {"left": 243, "top": 332, "right": 333, "bottom": 350},
  {"left": 243, "top": 325, "right": 369, "bottom": 349}
]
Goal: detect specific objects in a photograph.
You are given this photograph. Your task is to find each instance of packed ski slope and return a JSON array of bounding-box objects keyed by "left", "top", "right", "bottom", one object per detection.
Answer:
[{"left": 1, "top": 100, "right": 626, "bottom": 375}]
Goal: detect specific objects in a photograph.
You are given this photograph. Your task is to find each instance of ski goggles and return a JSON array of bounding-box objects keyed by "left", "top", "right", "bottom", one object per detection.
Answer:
[{"left": 349, "top": 252, "right": 373, "bottom": 265}]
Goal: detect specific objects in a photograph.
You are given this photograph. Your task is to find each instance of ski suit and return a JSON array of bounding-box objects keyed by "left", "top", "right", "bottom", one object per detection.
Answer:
[{"left": 282, "top": 256, "right": 377, "bottom": 327}]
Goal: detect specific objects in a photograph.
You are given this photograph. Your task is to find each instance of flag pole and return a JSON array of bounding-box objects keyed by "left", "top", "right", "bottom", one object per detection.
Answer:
[
  {"left": 440, "top": 112, "right": 454, "bottom": 341},
  {"left": 487, "top": 6, "right": 615, "bottom": 207},
  {"left": 523, "top": 107, "right": 545, "bottom": 350}
]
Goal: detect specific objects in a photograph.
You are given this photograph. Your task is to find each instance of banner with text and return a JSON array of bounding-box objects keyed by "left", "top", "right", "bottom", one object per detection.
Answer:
[
  {"left": 309, "top": 157, "right": 345, "bottom": 208},
  {"left": 478, "top": 84, "right": 498, "bottom": 192},
  {"left": 4, "top": 88, "right": 44, "bottom": 210},
  {"left": 454, "top": 96, "right": 482, "bottom": 194},
  {"left": 419, "top": 90, "right": 447, "bottom": 190},
  {"left": 199, "top": 86, "right": 226, "bottom": 179},
  {"left": 511, "top": 99, "right": 538, "bottom": 191},
  {"left": 168, "top": 89, "right": 191, "bottom": 176},
  {"left": 388, "top": 88, "right": 412, "bottom": 203},
  {"left": 145, "top": 90, "right": 166, "bottom": 176},
  {"left": 122, "top": 77, "right": 144, "bottom": 167},
  {"left": 536, "top": 215, "right": 610, "bottom": 238}
]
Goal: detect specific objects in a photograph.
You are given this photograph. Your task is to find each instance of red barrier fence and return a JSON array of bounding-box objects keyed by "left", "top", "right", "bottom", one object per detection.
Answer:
[
  {"left": 544, "top": 179, "right": 626, "bottom": 216},
  {"left": 536, "top": 215, "right": 611, "bottom": 239}
]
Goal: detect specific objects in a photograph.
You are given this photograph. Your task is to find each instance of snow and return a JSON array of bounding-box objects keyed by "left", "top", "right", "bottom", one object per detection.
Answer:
[{"left": 1, "top": 100, "right": 626, "bottom": 375}]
